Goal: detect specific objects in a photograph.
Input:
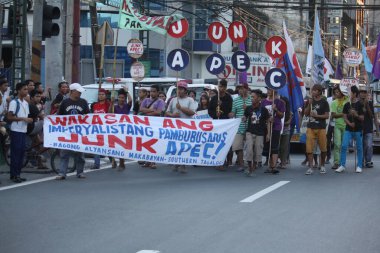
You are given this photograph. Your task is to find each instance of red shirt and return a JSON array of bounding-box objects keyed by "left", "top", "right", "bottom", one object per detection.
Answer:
[{"left": 91, "top": 101, "right": 110, "bottom": 113}]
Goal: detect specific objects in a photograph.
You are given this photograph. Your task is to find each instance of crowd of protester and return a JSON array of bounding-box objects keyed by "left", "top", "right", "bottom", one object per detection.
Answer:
[{"left": 0, "top": 76, "right": 379, "bottom": 184}]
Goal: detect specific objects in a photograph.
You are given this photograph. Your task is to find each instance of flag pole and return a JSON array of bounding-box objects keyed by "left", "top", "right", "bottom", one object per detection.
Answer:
[
  {"left": 98, "top": 22, "right": 107, "bottom": 90},
  {"left": 111, "top": 27, "right": 120, "bottom": 113}
]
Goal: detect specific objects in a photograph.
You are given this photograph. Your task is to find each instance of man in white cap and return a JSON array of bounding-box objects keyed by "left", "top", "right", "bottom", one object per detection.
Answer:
[
  {"left": 56, "top": 83, "right": 90, "bottom": 180},
  {"left": 330, "top": 84, "right": 349, "bottom": 170}
]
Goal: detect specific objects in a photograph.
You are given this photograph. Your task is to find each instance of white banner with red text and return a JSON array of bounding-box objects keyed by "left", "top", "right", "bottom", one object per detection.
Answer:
[{"left": 44, "top": 114, "right": 240, "bottom": 166}]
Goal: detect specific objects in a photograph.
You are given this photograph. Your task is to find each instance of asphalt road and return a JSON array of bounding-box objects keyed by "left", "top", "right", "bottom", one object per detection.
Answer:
[{"left": 1, "top": 154, "right": 380, "bottom": 253}]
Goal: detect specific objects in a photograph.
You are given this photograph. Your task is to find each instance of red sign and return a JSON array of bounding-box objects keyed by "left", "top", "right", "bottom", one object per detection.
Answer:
[
  {"left": 228, "top": 21, "right": 247, "bottom": 43},
  {"left": 127, "top": 38, "right": 144, "bottom": 59},
  {"left": 265, "top": 36, "right": 287, "bottom": 59},
  {"left": 167, "top": 19, "right": 189, "bottom": 38},
  {"left": 208, "top": 22, "right": 227, "bottom": 44}
]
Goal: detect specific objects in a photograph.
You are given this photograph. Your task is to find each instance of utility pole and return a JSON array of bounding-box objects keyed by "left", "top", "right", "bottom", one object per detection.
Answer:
[
  {"left": 71, "top": 0, "right": 80, "bottom": 83},
  {"left": 0, "top": 4, "right": 3, "bottom": 68},
  {"left": 31, "top": 0, "right": 43, "bottom": 82}
]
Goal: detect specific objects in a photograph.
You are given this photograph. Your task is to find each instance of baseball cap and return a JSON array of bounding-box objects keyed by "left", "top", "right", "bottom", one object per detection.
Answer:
[
  {"left": 98, "top": 88, "right": 107, "bottom": 94},
  {"left": 70, "top": 83, "right": 85, "bottom": 93},
  {"left": 177, "top": 80, "right": 188, "bottom": 89}
]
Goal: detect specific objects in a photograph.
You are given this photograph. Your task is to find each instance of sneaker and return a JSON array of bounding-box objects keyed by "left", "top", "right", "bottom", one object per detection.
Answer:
[
  {"left": 55, "top": 175, "right": 66, "bottom": 180},
  {"left": 271, "top": 169, "right": 280, "bottom": 175},
  {"left": 355, "top": 167, "right": 362, "bottom": 173},
  {"left": 335, "top": 166, "right": 345, "bottom": 173},
  {"left": 76, "top": 174, "right": 86, "bottom": 179},
  {"left": 246, "top": 171, "right": 253, "bottom": 177},
  {"left": 332, "top": 164, "right": 339, "bottom": 170},
  {"left": 320, "top": 166, "right": 326, "bottom": 174},
  {"left": 365, "top": 162, "right": 373, "bottom": 168},
  {"left": 235, "top": 167, "right": 245, "bottom": 172},
  {"left": 305, "top": 168, "right": 313, "bottom": 175}
]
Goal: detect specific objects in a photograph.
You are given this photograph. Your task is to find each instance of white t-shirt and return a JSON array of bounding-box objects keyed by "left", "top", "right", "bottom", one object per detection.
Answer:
[
  {"left": 9, "top": 98, "right": 29, "bottom": 133},
  {"left": 167, "top": 96, "right": 197, "bottom": 119}
]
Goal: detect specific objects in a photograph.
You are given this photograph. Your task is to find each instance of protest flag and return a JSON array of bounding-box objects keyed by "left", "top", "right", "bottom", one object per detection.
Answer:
[
  {"left": 372, "top": 33, "right": 380, "bottom": 79},
  {"left": 312, "top": 12, "right": 325, "bottom": 85}
]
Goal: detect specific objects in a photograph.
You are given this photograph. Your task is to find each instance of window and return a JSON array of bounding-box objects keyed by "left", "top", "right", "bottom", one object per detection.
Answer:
[{"left": 194, "top": 8, "right": 214, "bottom": 40}]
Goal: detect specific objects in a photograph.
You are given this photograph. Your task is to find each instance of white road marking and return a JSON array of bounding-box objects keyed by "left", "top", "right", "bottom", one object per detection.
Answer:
[
  {"left": 136, "top": 251, "right": 160, "bottom": 253},
  {"left": 0, "top": 161, "right": 136, "bottom": 191},
  {"left": 240, "top": 181, "right": 290, "bottom": 203}
]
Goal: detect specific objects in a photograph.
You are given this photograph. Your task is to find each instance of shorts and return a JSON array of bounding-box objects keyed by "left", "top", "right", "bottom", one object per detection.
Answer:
[
  {"left": 263, "top": 130, "right": 281, "bottom": 155},
  {"left": 306, "top": 128, "right": 327, "bottom": 154},
  {"left": 232, "top": 134, "right": 245, "bottom": 151}
]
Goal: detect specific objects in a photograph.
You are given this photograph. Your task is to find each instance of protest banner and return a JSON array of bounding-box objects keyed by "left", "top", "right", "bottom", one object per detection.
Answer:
[{"left": 44, "top": 114, "right": 240, "bottom": 166}]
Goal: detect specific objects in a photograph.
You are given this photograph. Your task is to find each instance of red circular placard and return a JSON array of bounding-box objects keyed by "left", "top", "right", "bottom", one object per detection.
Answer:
[
  {"left": 167, "top": 19, "right": 189, "bottom": 38},
  {"left": 208, "top": 22, "right": 227, "bottom": 44},
  {"left": 265, "top": 36, "right": 287, "bottom": 59},
  {"left": 228, "top": 21, "right": 247, "bottom": 43}
]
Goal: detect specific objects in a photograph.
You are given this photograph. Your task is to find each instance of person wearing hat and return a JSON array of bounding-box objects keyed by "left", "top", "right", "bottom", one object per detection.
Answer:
[
  {"left": 359, "top": 86, "right": 379, "bottom": 168},
  {"left": 166, "top": 81, "right": 197, "bottom": 173},
  {"left": 330, "top": 85, "right": 349, "bottom": 170},
  {"left": 56, "top": 83, "right": 90, "bottom": 180},
  {"left": 304, "top": 84, "right": 330, "bottom": 175},
  {"left": 229, "top": 82, "right": 252, "bottom": 172},
  {"left": 336, "top": 85, "right": 364, "bottom": 173}
]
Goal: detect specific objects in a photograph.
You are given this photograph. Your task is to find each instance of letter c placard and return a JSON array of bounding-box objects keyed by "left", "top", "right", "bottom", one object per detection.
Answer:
[
  {"left": 205, "top": 53, "right": 226, "bottom": 75},
  {"left": 265, "top": 68, "right": 287, "bottom": 90},
  {"left": 167, "top": 49, "right": 190, "bottom": 71}
]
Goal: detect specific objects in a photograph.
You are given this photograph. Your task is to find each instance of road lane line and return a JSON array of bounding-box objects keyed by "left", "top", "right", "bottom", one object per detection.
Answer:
[
  {"left": 240, "top": 181, "right": 290, "bottom": 203},
  {"left": 0, "top": 161, "right": 136, "bottom": 191},
  {"left": 136, "top": 251, "right": 160, "bottom": 253}
]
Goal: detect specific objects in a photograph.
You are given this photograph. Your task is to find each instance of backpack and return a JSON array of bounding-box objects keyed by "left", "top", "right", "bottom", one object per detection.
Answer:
[{"left": 4, "top": 99, "right": 20, "bottom": 126}]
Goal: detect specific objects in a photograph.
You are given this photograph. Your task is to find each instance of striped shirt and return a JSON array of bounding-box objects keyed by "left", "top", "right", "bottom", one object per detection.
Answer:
[{"left": 231, "top": 95, "right": 252, "bottom": 134}]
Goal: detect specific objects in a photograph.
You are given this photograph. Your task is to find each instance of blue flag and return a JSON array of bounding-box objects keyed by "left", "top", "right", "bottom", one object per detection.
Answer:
[
  {"left": 312, "top": 13, "right": 325, "bottom": 85},
  {"left": 276, "top": 53, "right": 304, "bottom": 131},
  {"left": 361, "top": 40, "right": 373, "bottom": 73}
]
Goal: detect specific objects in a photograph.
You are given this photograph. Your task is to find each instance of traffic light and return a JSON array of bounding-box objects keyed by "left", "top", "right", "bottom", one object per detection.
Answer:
[{"left": 42, "top": 1, "right": 60, "bottom": 39}]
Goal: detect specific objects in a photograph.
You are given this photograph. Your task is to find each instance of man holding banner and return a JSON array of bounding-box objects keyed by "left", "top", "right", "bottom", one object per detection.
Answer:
[
  {"left": 55, "top": 83, "right": 90, "bottom": 180},
  {"left": 139, "top": 84, "right": 165, "bottom": 169},
  {"left": 165, "top": 81, "right": 197, "bottom": 173}
]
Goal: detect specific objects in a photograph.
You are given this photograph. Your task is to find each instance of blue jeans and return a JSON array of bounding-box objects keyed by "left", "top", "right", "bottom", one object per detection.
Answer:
[
  {"left": 59, "top": 150, "right": 85, "bottom": 176},
  {"left": 340, "top": 131, "right": 363, "bottom": 167},
  {"left": 10, "top": 131, "right": 26, "bottom": 178},
  {"left": 94, "top": 155, "right": 100, "bottom": 167},
  {"left": 363, "top": 133, "right": 373, "bottom": 164}
]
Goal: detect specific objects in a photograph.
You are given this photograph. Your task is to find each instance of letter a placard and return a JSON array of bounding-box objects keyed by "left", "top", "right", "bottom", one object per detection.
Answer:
[
  {"left": 167, "top": 49, "right": 190, "bottom": 71},
  {"left": 265, "top": 36, "right": 287, "bottom": 59}
]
